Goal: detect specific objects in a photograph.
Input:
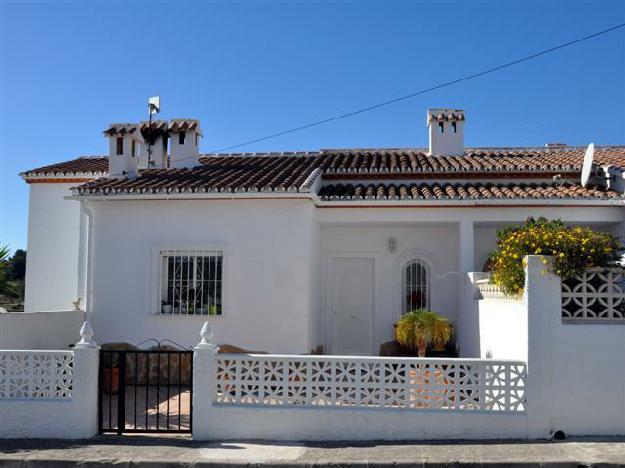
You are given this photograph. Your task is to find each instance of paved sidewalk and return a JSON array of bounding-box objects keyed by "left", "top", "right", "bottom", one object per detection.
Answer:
[{"left": 1, "top": 436, "right": 625, "bottom": 467}]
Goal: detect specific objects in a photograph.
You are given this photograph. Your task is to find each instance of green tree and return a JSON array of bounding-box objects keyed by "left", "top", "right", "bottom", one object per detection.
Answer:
[
  {"left": 0, "top": 246, "right": 17, "bottom": 297},
  {"left": 8, "top": 249, "right": 26, "bottom": 280}
]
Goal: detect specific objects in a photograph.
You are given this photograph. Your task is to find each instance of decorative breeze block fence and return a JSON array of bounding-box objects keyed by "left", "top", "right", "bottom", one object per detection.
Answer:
[
  {"left": 561, "top": 268, "right": 625, "bottom": 322},
  {"left": 0, "top": 351, "right": 74, "bottom": 399},
  {"left": 215, "top": 355, "right": 527, "bottom": 412}
]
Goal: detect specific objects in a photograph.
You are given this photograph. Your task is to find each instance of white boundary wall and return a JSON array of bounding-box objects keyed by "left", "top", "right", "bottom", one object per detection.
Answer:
[
  {"left": 0, "top": 310, "right": 84, "bottom": 350},
  {"left": 193, "top": 257, "right": 625, "bottom": 441},
  {"left": 0, "top": 345, "right": 99, "bottom": 439},
  {"left": 524, "top": 256, "right": 625, "bottom": 437},
  {"left": 193, "top": 345, "right": 529, "bottom": 441}
]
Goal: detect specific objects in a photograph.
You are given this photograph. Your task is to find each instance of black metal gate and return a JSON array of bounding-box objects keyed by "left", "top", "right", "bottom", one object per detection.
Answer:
[{"left": 99, "top": 349, "right": 193, "bottom": 434}]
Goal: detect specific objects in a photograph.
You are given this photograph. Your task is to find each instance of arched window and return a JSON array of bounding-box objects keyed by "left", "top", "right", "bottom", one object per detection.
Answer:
[{"left": 403, "top": 259, "right": 430, "bottom": 313}]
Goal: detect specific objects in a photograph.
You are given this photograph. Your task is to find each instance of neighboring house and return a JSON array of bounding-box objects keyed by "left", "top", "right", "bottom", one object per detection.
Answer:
[{"left": 20, "top": 109, "right": 625, "bottom": 354}]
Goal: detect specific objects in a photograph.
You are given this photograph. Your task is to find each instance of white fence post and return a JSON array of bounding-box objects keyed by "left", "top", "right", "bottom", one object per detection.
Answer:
[
  {"left": 72, "top": 320, "right": 100, "bottom": 438},
  {"left": 192, "top": 321, "right": 218, "bottom": 440}
]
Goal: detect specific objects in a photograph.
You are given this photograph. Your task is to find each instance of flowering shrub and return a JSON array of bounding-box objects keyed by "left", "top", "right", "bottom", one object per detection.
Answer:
[{"left": 490, "top": 218, "right": 623, "bottom": 295}]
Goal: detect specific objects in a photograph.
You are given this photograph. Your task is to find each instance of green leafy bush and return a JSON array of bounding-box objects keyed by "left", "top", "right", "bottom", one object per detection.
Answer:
[{"left": 490, "top": 218, "right": 623, "bottom": 295}]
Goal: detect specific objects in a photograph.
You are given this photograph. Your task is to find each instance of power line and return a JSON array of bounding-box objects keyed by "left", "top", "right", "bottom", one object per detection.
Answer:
[{"left": 210, "top": 22, "right": 625, "bottom": 153}]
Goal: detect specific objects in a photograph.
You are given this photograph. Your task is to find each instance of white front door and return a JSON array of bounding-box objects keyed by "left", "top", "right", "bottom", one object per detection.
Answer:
[{"left": 332, "top": 258, "right": 374, "bottom": 355}]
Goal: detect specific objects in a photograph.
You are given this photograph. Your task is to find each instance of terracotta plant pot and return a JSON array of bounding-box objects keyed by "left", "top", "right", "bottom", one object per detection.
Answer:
[
  {"left": 103, "top": 367, "right": 119, "bottom": 394},
  {"left": 408, "top": 368, "right": 451, "bottom": 408}
]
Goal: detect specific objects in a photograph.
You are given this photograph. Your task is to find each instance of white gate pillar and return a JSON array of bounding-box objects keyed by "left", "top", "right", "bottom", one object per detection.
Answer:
[
  {"left": 73, "top": 320, "right": 100, "bottom": 438},
  {"left": 192, "top": 321, "right": 218, "bottom": 440},
  {"left": 524, "top": 255, "right": 559, "bottom": 438}
]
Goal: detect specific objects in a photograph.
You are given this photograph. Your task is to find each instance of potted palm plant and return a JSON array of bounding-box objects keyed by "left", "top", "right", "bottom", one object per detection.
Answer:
[
  {"left": 394, "top": 309, "right": 453, "bottom": 357},
  {"left": 394, "top": 309, "right": 454, "bottom": 407}
]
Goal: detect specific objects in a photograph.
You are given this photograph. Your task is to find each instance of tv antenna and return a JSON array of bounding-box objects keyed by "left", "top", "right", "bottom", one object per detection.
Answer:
[
  {"left": 580, "top": 142, "right": 595, "bottom": 188},
  {"left": 146, "top": 96, "right": 161, "bottom": 168}
]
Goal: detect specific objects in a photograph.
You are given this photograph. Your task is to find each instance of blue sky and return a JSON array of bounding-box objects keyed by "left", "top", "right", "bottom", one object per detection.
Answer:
[{"left": 1, "top": 0, "right": 624, "bottom": 251}]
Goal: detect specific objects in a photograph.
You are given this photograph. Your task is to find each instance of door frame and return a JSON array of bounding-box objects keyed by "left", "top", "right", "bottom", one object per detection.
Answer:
[{"left": 325, "top": 253, "right": 377, "bottom": 355}]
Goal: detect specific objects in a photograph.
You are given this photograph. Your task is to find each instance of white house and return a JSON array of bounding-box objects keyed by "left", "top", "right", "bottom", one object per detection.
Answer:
[{"left": 19, "top": 109, "right": 625, "bottom": 355}]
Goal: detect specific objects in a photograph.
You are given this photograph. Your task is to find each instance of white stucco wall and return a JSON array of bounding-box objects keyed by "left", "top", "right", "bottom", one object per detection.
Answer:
[
  {"left": 0, "top": 310, "right": 84, "bottom": 350},
  {"left": 477, "top": 298, "right": 527, "bottom": 360},
  {"left": 87, "top": 199, "right": 318, "bottom": 352},
  {"left": 320, "top": 225, "right": 459, "bottom": 354},
  {"left": 24, "top": 183, "right": 83, "bottom": 313},
  {"left": 195, "top": 404, "right": 528, "bottom": 441}
]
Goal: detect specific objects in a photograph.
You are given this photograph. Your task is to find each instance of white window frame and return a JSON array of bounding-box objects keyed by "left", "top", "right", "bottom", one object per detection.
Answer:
[{"left": 150, "top": 244, "right": 229, "bottom": 317}]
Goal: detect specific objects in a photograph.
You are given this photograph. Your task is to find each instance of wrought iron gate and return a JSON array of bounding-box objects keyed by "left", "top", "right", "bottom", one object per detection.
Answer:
[{"left": 99, "top": 349, "right": 193, "bottom": 434}]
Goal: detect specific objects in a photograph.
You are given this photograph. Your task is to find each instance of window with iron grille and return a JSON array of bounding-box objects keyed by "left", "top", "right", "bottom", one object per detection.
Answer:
[
  {"left": 403, "top": 259, "right": 430, "bottom": 312},
  {"left": 159, "top": 250, "right": 223, "bottom": 315}
]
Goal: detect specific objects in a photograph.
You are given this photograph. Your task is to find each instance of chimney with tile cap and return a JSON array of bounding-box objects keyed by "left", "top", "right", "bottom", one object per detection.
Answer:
[
  {"left": 427, "top": 108, "right": 465, "bottom": 156},
  {"left": 139, "top": 120, "right": 169, "bottom": 170},
  {"left": 169, "top": 119, "right": 202, "bottom": 169},
  {"left": 103, "top": 123, "right": 144, "bottom": 178}
]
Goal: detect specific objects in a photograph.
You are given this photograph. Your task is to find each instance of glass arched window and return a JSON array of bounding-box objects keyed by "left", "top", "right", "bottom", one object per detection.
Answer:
[{"left": 403, "top": 259, "right": 430, "bottom": 313}]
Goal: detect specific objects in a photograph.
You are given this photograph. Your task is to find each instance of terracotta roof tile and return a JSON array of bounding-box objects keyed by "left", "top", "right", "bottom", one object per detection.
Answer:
[
  {"left": 73, "top": 155, "right": 320, "bottom": 195},
  {"left": 427, "top": 109, "right": 465, "bottom": 123},
  {"left": 168, "top": 119, "right": 201, "bottom": 135},
  {"left": 318, "top": 182, "right": 621, "bottom": 201},
  {"left": 103, "top": 123, "right": 141, "bottom": 136},
  {"left": 21, "top": 156, "right": 109, "bottom": 177},
  {"left": 22, "top": 147, "right": 625, "bottom": 202},
  {"left": 318, "top": 147, "right": 625, "bottom": 175}
]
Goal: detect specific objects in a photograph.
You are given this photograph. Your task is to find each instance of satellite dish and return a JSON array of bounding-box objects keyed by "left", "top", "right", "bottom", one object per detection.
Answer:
[
  {"left": 580, "top": 142, "right": 595, "bottom": 188},
  {"left": 148, "top": 96, "right": 161, "bottom": 115}
]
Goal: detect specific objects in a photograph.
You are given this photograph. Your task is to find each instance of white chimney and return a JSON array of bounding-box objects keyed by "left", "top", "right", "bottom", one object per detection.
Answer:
[
  {"left": 104, "top": 124, "right": 144, "bottom": 178},
  {"left": 169, "top": 119, "right": 202, "bottom": 169},
  {"left": 427, "top": 109, "right": 465, "bottom": 156},
  {"left": 139, "top": 120, "right": 169, "bottom": 170}
]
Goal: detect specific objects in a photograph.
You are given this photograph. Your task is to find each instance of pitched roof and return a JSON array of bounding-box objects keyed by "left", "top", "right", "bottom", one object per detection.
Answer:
[
  {"left": 317, "top": 146, "right": 625, "bottom": 176},
  {"left": 23, "top": 146, "right": 625, "bottom": 178},
  {"left": 22, "top": 146, "right": 625, "bottom": 203},
  {"left": 318, "top": 182, "right": 621, "bottom": 202},
  {"left": 21, "top": 156, "right": 109, "bottom": 178},
  {"left": 73, "top": 155, "right": 321, "bottom": 195}
]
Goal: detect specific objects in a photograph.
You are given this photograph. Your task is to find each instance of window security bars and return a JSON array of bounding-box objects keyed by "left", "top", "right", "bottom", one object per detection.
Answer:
[
  {"left": 159, "top": 250, "right": 223, "bottom": 315},
  {"left": 403, "top": 259, "right": 429, "bottom": 312},
  {"left": 562, "top": 268, "right": 625, "bottom": 322},
  {"left": 215, "top": 355, "right": 527, "bottom": 412},
  {"left": 0, "top": 351, "right": 74, "bottom": 399}
]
